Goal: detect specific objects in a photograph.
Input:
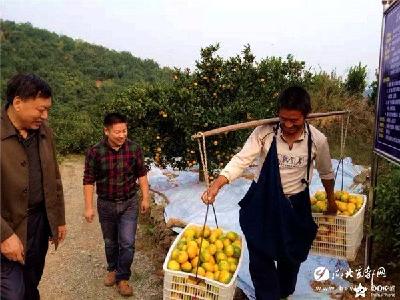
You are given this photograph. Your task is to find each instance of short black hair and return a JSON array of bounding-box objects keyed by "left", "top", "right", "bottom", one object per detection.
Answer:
[
  {"left": 6, "top": 73, "right": 52, "bottom": 108},
  {"left": 104, "top": 112, "right": 127, "bottom": 127},
  {"left": 278, "top": 86, "right": 311, "bottom": 116}
]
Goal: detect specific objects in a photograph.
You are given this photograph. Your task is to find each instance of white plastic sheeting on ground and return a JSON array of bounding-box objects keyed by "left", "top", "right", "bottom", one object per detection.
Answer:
[{"left": 149, "top": 158, "right": 365, "bottom": 299}]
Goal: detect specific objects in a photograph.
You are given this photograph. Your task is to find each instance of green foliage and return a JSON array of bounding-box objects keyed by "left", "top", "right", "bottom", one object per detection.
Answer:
[
  {"left": 0, "top": 20, "right": 172, "bottom": 154},
  {"left": 368, "top": 79, "right": 378, "bottom": 108},
  {"left": 373, "top": 164, "right": 400, "bottom": 267},
  {"left": 308, "top": 71, "right": 345, "bottom": 111},
  {"left": 108, "top": 44, "right": 312, "bottom": 174},
  {"left": 344, "top": 62, "right": 367, "bottom": 97},
  {"left": 305, "top": 71, "right": 374, "bottom": 165},
  {"left": 49, "top": 105, "right": 102, "bottom": 153}
]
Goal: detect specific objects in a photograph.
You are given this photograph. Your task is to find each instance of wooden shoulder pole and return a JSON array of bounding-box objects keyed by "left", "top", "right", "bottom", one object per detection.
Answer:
[{"left": 191, "top": 110, "right": 349, "bottom": 139}]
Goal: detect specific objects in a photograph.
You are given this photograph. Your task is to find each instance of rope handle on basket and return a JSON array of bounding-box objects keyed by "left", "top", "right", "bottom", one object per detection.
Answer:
[
  {"left": 197, "top": 132, "right": 219, "bottom": 228},
  {"left": 334, "top": 113, "right": 350, "bottom": 191},
  {"left": 194, "top": 132, "right": 219, "bottom": 283}
]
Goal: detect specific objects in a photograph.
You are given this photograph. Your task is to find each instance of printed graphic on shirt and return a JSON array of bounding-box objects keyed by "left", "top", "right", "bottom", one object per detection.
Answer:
[{"left": 277, "top": 153, "right": 308, "bottom": 169}]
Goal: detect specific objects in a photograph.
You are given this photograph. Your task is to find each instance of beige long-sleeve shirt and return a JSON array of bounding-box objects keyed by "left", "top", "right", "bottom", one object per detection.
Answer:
[{"left": 220, "top": 124, "right": 334, "bottom": 196}]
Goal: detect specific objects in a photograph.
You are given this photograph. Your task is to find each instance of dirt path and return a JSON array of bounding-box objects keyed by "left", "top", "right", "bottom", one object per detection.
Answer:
[{"left": 38, "top": 155, "right": 164, "bottom": 299}]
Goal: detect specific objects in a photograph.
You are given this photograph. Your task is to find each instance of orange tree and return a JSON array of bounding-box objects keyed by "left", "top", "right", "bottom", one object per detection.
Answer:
[{"left": 107, "top": 44, "right": 312, "bottom": 175}]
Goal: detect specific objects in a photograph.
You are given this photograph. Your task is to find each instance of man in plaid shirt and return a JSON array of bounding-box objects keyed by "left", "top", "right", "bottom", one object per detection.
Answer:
[{"left": 83, "top": 112, "right": 149, "bottom": 297}]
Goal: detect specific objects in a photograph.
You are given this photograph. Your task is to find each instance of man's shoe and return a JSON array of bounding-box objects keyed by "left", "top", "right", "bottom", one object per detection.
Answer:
[
  {"left": 117, "top": 280, "right": 133, "bottom": 297},
  {"left": 104, "top": 271, "right": 116, "bottom": 286}
]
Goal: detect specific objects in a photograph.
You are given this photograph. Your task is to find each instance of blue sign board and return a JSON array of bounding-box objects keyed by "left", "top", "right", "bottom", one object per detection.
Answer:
[{"left": 375, "top": 1, "right": 400, "bottom": 165}]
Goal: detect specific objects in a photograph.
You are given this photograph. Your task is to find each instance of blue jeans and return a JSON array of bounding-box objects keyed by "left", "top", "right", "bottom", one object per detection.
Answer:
[{"left": 97, "top": 197, "right": 138, "bottom": 282}]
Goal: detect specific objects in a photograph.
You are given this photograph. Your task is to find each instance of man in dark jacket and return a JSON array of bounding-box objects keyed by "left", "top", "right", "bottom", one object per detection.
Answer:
[{"left": 1, "top": 74, "right": 66, "bottom": 300}]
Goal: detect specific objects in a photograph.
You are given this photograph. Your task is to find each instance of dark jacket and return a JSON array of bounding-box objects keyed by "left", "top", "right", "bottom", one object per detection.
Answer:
[{"left": 1, "top": 107, "right": 65, "bottom": 251}]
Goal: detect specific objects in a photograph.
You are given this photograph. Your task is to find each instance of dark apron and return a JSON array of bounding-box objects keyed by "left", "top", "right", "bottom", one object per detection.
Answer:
[{"left": 239, "top": 123, "right": 317, "bottom": 265}]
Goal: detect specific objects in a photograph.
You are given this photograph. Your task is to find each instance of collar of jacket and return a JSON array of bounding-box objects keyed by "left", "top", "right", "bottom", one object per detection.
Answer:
[{"left": 1, "top": 105, "right": 48, "bottom": 141}]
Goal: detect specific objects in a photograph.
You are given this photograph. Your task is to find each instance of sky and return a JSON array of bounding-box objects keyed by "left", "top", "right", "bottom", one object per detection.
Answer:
[{"left": 1, "top": 0, "right": 384, "bottom": 82}]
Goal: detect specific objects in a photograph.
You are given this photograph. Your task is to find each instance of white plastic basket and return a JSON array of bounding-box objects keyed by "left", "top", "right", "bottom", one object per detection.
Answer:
[
  {"left": 310, "top": 194, "right": 367, "bottom": 261},
  {"left": 163, "top": 223, "right": 244, "bottom": 300}
]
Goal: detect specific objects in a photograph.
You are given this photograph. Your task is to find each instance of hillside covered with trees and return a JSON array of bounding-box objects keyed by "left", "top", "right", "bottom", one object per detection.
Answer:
[
  {"left": 0, "top": 20, "right": 173, "bottom": 152},
  {"left": 0, "top": 20, "right": 172, "bottom": 91}
]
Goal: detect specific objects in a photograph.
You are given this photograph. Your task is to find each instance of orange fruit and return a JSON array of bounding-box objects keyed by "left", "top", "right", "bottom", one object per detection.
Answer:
[
  {"left": 224, "top": 244, "right": 234, "bottom": 257},
  {"left": 171, "top": 249, "right": 180, "bottom": 260},
  {"left": 233, "top": 245, "right": 241, "bottom": 258},
  {"left": 207, "top": 244, "right": 217, "bottom": 256},
  {"left": 218, "top": 260, "right": 230, "bottom": 272},
  {"left": 177, "top": 251, "right": 189, "bottom": 264},
  {"left": 205, "top": 271, "right": 214, "bottom": 280},
  {"left": 181, "top": 261, "right": 192, "bottom": 272},
  {"left": 215, "top": 240, "right": 224, "bottom": 251},
  {"left": 168, "top": 260, "right": 180, "bottom": 271},
  {"left": 229, "top": 263, "right": 237, "bottom": 273},
  {"left": 202, "top": 262, "right": 214, "bottom": 272},
  {"left": 222, "top": 238, "right": 231, "bottom": 248},
  {"left": 218, "top": 270, "right": 232, "bottom": 284},
  {"left": 200, "top": 249, "right": 212, "bottom": 263},
  {"left": 216, "top": 252, "right": 227, "bottom": 263},
  {"left": 226, "top": 231, "right": 238, "bottom": 242},
  {"left": 191, "top": 256, "right": 199, "bottom": 268},
  {"left": 184, "top": 228, "right": 196, "bottom": 239},
  {"left": 187, "top": 245, "right": 199, "bottom": 259}
]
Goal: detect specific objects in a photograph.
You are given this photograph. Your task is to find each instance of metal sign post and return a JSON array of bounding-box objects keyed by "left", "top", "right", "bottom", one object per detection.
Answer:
[{"left": 365, "top": 0, "right": 400, "bottom": 268}]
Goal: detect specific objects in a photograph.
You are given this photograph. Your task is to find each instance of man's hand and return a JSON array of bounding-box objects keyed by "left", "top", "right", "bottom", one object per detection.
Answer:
[
  {"left": 201, "top": 185, "right": 220, "bottom": 205},
  {"left": 83, "top": 185, "right": 95, "bottom": 223},
  {"left": 321, "top": 179, "right": 337, "bottom": 215},
  {"left": 0, "top": 234, "right": 24, "bottom": 264},
  {"left": 324, "top": 200, "right": 338, "bottom": 215},
  {"left": 138, "top": 175, "right": 150, "bottom": 214},
  {"left": 201, "top": 175, "right": 229, "bottom": 205},
  {"left": 50, "top": 225, "right": 67, "bottom": 249},
  {"left": 140, "top": 199, "right": 150, "bottom": 214},
  {"left": 57, "top": 225, "right": 67, "bottom": 243},
  {"left": 84, "top": 208, "right": 95, "bottom": 223}
]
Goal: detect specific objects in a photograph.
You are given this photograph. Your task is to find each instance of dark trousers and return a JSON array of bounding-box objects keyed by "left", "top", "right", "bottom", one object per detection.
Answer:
[
  {"left": 248, "top": 244, "right": 300, "bottom": 300},
  {"left": 97, "top": 198, "right": 138, "bottom": 282},
  {"left": 1, "top": 208, "right": 50, "bottom": 300}
]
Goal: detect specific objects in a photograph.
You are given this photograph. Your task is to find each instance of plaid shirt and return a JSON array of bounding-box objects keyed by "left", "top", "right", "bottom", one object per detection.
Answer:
[{"left": 83, "top": 138, "right": 148, "bottom": 201}]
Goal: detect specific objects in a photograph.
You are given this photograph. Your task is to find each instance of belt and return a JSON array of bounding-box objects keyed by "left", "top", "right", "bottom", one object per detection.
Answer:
[{"left": 98, "top": 193, "right": 136, "bottom": 202}]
